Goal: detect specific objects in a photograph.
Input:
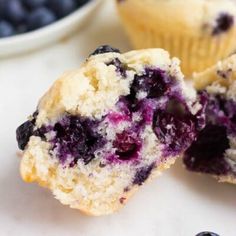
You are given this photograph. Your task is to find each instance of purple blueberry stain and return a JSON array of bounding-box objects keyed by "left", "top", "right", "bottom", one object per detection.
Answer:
[
  {"left": 135, "top": 99, "right": 160, "bottom": 125},
  {"left": 133, "top": 163, "right": 155, "bottom": 185},
  {"left": 107, "top": 111, "right": 130, "bottom": 125},
  {"left": 184, "top": 124, "right": 230, "bottom": 175},
  {"left": 116, "top": 96, "right": 132, "bottom": 117},
  {"left": 205, "top": 94, "right": 236, "bottom": 133},
  {"left": 130, "top": 68, "right": 170, "bottom": 100},
  {"left": 17, "top": 113, "right": 107, "bottom": 166},
  {"left": 121, "top": 67, "right": 206, "bottom": 158},
  {"left": 213, "top": 13, "right": 234, "bottom": 35},
  {"left": 113, "top": 131, "right": 141, "bottom": 161},
  {"left": 16, "top": 63, "right": 205, "bottom": 174},
  {"left": 153, "top": 108, "right": 197, "bottom": 157}
]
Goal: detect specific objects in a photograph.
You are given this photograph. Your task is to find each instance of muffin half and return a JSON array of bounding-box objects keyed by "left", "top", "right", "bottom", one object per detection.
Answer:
[{"left": 16, "top": 46, "right": 205, "bottom": 215}]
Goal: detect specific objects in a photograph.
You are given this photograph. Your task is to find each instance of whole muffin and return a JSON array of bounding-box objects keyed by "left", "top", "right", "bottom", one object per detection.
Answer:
[
  {"left": 16, "top": 46, "right": 205, "bottom": 216},
  {"left": 184, "top": 54, "right": 236, "bottom": 184},
  {"left": 116, "top": 0, "right": 236, "bottom": 76}
]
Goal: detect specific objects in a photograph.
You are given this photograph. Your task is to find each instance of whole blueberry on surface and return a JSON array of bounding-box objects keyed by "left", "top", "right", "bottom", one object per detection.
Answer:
[
  {"left": 16, "top": 120, "right": 35, "bottom": 150},
  {"left": 4, "top": 0, "right": 27, "bottom": 24},
  {"left": 27, "top": 7, "right": 56, "bottom": 31},
  {"left": 196, "top": 232, "right": 220, "bottom": 236},
  {"left": 23, "top": 0, "right": 47, "bottom": 9},
  {"left": 90, "top": 45, "right": 121, "bottom": 56},
  {"left": 47, "top": 0, "right": 77, "bottom": 18},
  {"left": 0, "top": 20, "right": 15, "bottom": 38}
]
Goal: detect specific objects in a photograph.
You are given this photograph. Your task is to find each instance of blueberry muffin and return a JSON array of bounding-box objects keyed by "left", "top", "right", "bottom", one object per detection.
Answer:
[
  {"left": 16, "top": 46, "right": 205, "bottom": 216},
  {"left": 184, "top": 54, "right": 236, "bottom": 184},
  {"left": 116, "top": 0, "right": 236, "bottom": 76}
]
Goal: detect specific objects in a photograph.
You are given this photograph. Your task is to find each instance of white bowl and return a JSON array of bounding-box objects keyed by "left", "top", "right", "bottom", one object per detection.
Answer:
[{"left": 0, "top": 0, "right": 103, "bottom": 57}]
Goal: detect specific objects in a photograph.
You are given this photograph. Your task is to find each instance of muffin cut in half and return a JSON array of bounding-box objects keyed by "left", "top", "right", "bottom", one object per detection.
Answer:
[
  {"left": 184, "top": 54, "right": 236, "bottom": 184},
  {"left": 16, "top": 46, "right": 205, "bottom": 215},
  {"left": 116, "top": 0, "right": 236, "bottom": 76}
]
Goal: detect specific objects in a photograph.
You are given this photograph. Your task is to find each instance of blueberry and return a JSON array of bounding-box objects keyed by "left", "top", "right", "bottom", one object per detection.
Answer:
[
  {"left": 90, "top": 45, "right": 121, "bottom": 56},
  {"left": 21, "top": 114, "right": 106, "bottom": 167},
  {"left": 196, "top": 232, "right": 220, "bottom": 236},
  {"left": 47, "top": 0, "right": 77, "bottom": 18},
  {"left": 113, "top": 131, "right": 140, "bottom": 160},
  {"left": 27, "top": 7, "right": 56, "bottom": 31},
  {"left": 130, "top": 68, "right": 169, "bottom": 100},
  {"left": 106, "top": 58, "right": 127, "bottom": 77},
  {"left": 76, "top": 0, "right": 90, "bottom": 7},
  {"left": 184, "top": 124, "right": 230, "bottom": 176},
  {"left": 22, "top": 0, "right": 47, "bottom": 9},
  {"left": 4, "top": 0, "right": 27, "bottom": 25},
  {"left": 0, "top": 20, "right": 15, "bottom": 38},
  {"left": 133, "top": 164, "right": 155, "bottom": 185},
  {"left": 50, "top": 115, "right": 105, "bottom": 166},
  {"left": 153, "top": 108, "right": 196, "bottom": 156},
  {"left": 16, "top": 120, "right": 35, "bottom": 150},
  {"left": 213, "top": 13, "right": 234, "bottom": 35}
]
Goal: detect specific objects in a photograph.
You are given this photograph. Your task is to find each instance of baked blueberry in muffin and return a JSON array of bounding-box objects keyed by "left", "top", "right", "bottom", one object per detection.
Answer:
[
  {"left": 212, "top": 13, "right": 234, "bottom": 35},
  {"left": 16, "top": 47, "right": 205, "bottom": 215},
  {"left": 184, "top": 55, "right": 236, "bottom": 184},
  {"left": 0, "top": 0, "right": 90, "bottom": 37}
]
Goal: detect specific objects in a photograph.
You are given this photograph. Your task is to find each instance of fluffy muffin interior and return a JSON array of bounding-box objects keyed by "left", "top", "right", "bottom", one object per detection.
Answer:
[{"left": 16, "top": 47, "right": 205, "bottom": 215}]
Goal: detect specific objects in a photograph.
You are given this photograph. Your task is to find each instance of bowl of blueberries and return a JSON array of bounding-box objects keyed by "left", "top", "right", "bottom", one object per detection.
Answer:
[{"left": 0, "top": 0, "right": 103, "bottom": 57}]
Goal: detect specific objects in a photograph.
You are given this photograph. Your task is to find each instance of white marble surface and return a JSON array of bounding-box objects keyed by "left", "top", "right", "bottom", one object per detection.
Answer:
[{"left": 0, "top": 1, "right": 236, "bottom": 236}]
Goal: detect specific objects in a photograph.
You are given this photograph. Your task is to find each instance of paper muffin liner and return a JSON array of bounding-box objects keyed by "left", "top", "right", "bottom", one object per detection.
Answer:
[{"left": 120, "top": 16, "right": 236, "bottom": 76}]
